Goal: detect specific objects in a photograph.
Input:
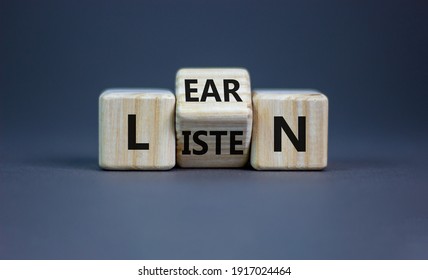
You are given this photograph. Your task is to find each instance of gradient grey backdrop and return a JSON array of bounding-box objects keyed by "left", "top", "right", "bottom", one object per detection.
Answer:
[{"left": 1, "top": 0, "right": 428, "bottom": 259}]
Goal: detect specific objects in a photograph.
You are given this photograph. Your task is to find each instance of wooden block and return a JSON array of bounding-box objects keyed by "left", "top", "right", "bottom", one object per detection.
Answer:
[
  {"left": 251, "top": 89, "right": 328, "bottom": 170},
  {"left": 99, "top": 89, "right": 175, "bottom": 170},
  {"left": 175, "top": 68, "right": 252, "bottom": 168}
]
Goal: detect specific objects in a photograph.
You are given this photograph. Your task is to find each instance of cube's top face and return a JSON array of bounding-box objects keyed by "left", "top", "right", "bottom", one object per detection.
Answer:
[
  {"left": 176, "top": 68, "right": 250, "bottom": 78},
  {"left": 175, "top": 68, "right": 252, "bottom": 106},
  {"left": 99, "top": 88, "right": 174, "bottom": 101},
  {"left": 253, "top": 89, "right": 328, "bottom": 103}
]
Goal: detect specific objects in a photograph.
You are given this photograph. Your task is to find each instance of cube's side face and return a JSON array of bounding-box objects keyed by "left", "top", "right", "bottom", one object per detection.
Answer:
[
  {"left": 176, "top": 105, "right": 253, "bottom": 168},
  {"left": 175, "top": 68, "right": 252, "bottom": 106},
  {"left": 99, "top": 92, "right": 175, "bottom": 170},
  {"left": 175, "top": 68, "right": 253, "bottom": 168},
  {"left": 251, "top": 91, "right": 328, "bottom": 170}
]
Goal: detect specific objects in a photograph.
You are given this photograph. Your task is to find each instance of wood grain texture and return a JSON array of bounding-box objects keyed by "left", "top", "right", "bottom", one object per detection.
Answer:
[
  {"left": 251, "top": 89, "right": 328, "bottom": 170},
  {"left": 175, "top": 68, "right": 252, "bottom": 168},
  {"left": 99, "top": 89, "right": 175, "bottom": 170}
]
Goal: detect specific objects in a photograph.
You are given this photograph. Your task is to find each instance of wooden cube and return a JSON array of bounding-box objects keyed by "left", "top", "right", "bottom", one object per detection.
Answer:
[
  {"left": 99, "top": 89, "right": 175, "bottom": 170},
  {"left": 175, "top": 68, "right": 252, "bottom": 168},
  {"left": 251, "top": 89, "right": 328, "bottom": 170}
]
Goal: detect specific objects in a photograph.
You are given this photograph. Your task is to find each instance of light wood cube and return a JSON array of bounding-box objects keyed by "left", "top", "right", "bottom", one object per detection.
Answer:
[
  {"left": 99, "top": 89, "right": 176, "bottom": 170},
  {"left": 251, "top": 89, "right": 328, "bottom": 170},
  {"left": 175, "top": 68, "right": 253, "bottom": 168}
]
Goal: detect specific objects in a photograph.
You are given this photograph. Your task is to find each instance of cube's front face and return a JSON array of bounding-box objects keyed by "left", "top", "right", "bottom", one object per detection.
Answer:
[
  {"left": 99, "top": 90, "right": 176, "bottom": 170},
  {"left": 251, "top": 90, "right": 328, "bottom": 170},
  {"left": 175, "top": 68, "right": 253, "bottom": 168}
]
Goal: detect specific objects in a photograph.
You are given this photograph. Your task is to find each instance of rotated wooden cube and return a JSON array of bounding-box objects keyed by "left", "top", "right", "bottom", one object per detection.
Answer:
[
  {"left": 251, "top": 89, "right": 328, "bottom": 170},
  {"left": 99, "top": 89, "right": 175, "bottom": 170},
  {"left": 175, "top": 68, "right": 252, "bottom": 168}
]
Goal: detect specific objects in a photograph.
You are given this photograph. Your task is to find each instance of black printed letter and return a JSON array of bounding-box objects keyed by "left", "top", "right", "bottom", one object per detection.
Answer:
[
  {"left": 182, "top": 131, "right": 191, "bottom": 155},
  {"left": 193, "top": 131, "right": 208, "bottom": 155},
  {"left": 209, "top": 131, "right": 228, "bottom": 155},
  {"left": 274, "top": 116, "right": 306, "bottom": 152},
  {"left": 128, "top": 114, "right": 149, "bottom": 150},
  {"left": 224, "top": 79, "right": 242, "bottom": 102},
  {"left": 201, "top": 79, "right": 221, "bottom": 102},
  {"left": 230, "top": 131, "right": 244, "bottom": 154}
]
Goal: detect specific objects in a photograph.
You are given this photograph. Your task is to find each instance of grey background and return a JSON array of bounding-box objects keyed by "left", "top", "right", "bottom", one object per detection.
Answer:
[{"left": 1, "top": 0, "right": 427, "bottom": 259}]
